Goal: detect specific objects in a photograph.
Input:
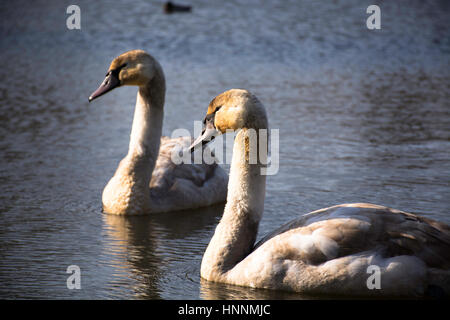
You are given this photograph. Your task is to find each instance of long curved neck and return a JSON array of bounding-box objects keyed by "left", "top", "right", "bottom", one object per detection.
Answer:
[
  {"left": 102, "top": 65, "right": 166, "bottom": 215},
  {"left": 126, "top": 71, "right": 165, "bottom": 184},
  {"left": 201, "top": 128, "right": 267, "bottom": 281}
]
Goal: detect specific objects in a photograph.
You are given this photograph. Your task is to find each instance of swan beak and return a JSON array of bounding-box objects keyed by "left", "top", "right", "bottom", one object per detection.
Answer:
[
  {"left": 88, "top": 72, "right": 120, "bottom": 102},
  {"left": 189, "top": 122, "right": 218, "bottom": 153}
]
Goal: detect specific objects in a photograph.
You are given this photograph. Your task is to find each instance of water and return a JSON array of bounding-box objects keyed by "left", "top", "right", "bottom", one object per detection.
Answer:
[{"left": 0, "top": 0, "right": 449, "bottom": 299}]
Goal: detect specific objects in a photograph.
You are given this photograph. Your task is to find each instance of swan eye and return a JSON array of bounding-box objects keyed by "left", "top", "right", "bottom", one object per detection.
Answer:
[
  {"left": 203, "top": 113, "right": 214, "bottom": 125},
  {"left": 107, "top": 63, "right": 128, "bottom": 76},
  {"left": 203, "top": 106, "right": 222, "bottom": 124}
]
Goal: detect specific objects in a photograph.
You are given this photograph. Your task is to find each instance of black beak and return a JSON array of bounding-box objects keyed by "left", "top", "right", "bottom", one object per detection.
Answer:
[
  {"left": 188, "top": 114, "right": 219, "bottom": 153},
  {"left": 88, "top": 71, "right": 120, "bottom": 102}
]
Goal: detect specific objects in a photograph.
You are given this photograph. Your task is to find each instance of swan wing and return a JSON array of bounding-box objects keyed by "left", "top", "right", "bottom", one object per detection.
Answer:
[
  {"left": 225, "top": 204, "right": 450, "bottom": 295},
  {"left": 148, "top": 136, "right": 228, "bottom": 212},
  {"left": 255, "top": 203, "right": 450, "bottom": 267}
]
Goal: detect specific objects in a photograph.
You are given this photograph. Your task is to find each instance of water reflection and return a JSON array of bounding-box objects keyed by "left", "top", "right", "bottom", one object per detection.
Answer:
[
  {"left": 200, "top": 279, "right": 312, "bottom": 300},
  {"left": 101, "top": 204, "right": 224, "bottom": 299},
  {"left": 102, "top": 214, "right": 163, "bottom": 299}
]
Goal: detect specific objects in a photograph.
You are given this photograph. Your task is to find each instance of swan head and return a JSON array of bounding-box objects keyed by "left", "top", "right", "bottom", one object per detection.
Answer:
[
  {"left": 89, "top": 50, "right": 162, "bottom": 102},
  {"left": 190, "top": 89, "right": 268, "bottom": 150}
]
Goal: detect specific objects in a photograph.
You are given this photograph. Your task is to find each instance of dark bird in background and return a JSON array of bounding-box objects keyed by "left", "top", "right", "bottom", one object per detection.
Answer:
[{"left": 163, "top": 1, "right": 192, "bottom": 14}]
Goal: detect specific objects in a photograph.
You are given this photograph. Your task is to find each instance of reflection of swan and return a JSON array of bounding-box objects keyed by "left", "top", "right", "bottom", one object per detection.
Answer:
[
  {"left": 199, "top": 278, "right": 305, "bottom": 300},
  {"left": 192, "top": 89, "right": 450, "bottom": 297},
  {"left": 89, "top": 50, "right": 227, "bottom": 215},
  {"left": 102, "top": 203, "right": 224, "bottom": 299},
  {"left": 102, "top": 214, "right": 162, "bottom": 299}
]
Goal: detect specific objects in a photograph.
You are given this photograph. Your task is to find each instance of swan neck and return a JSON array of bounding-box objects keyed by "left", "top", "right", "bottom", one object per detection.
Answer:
[
  {"left": 201, "top": 128, "right": 267, "bottom": 279},
  {"left": 102, "top": 66, "right": 166, "bottom": 214},
  {"left": 128, "top": 77, "right": 165, "bottom": 161}
]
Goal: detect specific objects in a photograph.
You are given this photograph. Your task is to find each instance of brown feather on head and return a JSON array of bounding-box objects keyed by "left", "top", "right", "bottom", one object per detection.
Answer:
[{"left": 89, "top": 50, "right": 163, "bottom": 102}]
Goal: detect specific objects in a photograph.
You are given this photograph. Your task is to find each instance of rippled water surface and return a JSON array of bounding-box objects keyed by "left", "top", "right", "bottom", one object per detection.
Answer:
[{"left": 0, "top": 0, "right": 449, "bottom": 299}]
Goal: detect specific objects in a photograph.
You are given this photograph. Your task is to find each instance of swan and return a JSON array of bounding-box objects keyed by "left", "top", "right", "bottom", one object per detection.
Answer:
[
  {"left": 190, "top": 88, "right": 450, "bottom": 297},
  {"left": 88, "top": 50, "right": 227, "bottom": 215}
]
